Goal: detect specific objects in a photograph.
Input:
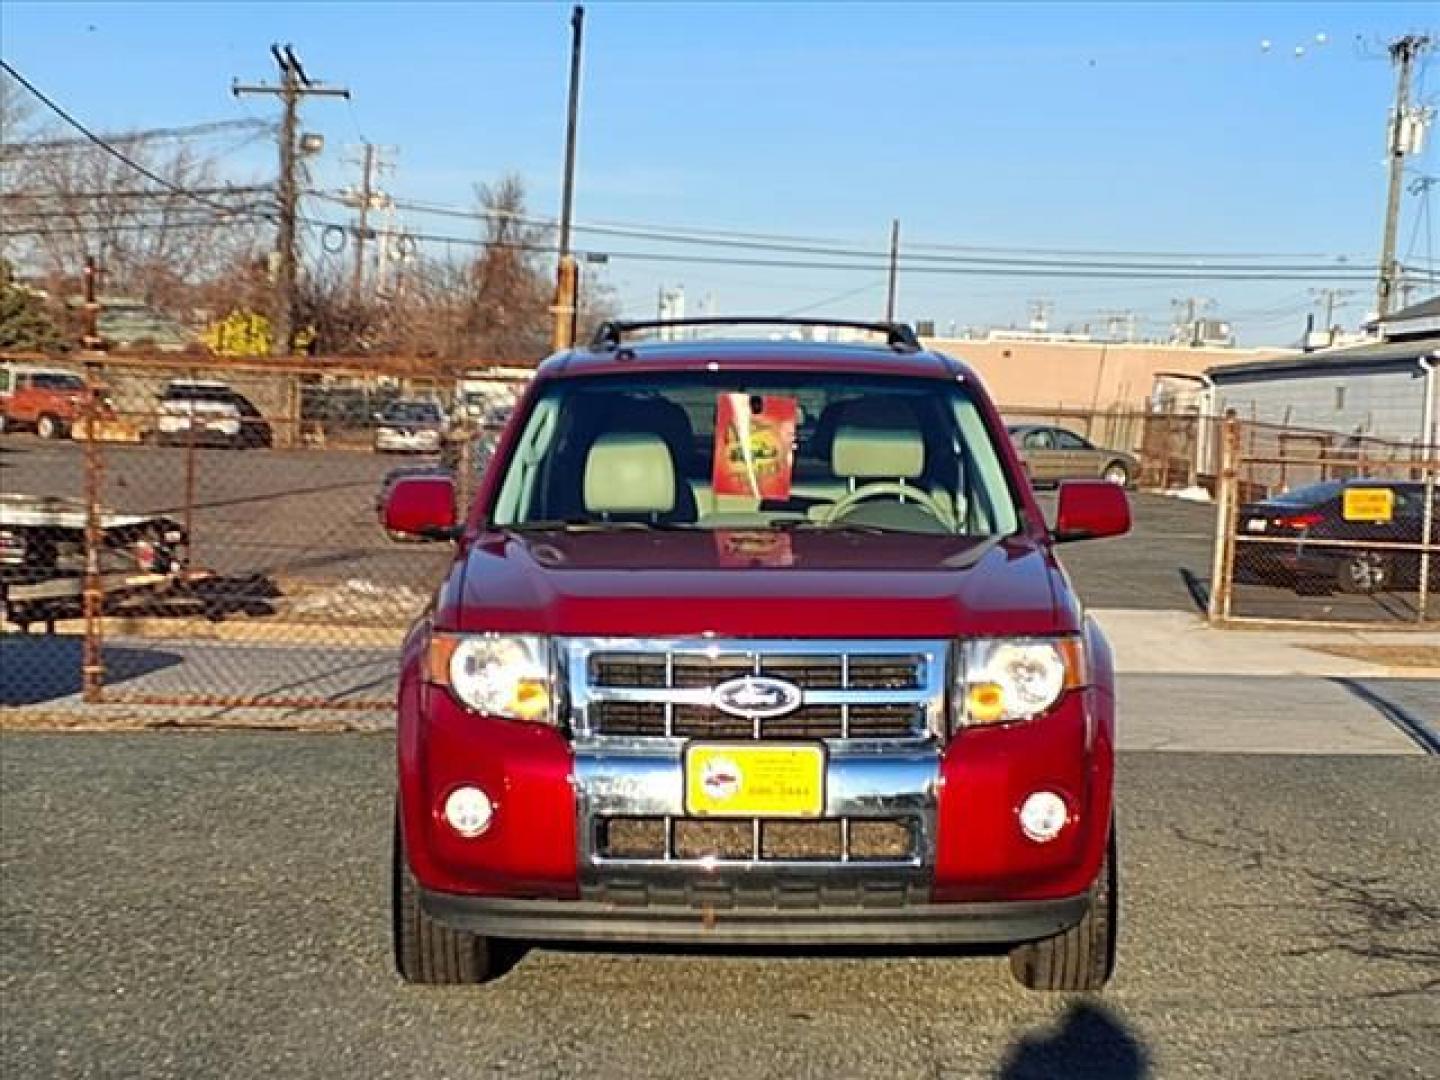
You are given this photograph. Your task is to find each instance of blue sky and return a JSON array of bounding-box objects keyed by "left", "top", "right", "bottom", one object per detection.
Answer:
[{"left": 3, "top": 1, "right": 1437, "bottom": 343}]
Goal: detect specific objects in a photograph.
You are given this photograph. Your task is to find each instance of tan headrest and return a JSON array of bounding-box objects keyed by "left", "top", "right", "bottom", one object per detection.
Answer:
[
  {"left": 830, "top": 399, "right": 925, "bottom": 479},
  {"left": 583, "top": 432, "right": 676, "bottom": 514}
]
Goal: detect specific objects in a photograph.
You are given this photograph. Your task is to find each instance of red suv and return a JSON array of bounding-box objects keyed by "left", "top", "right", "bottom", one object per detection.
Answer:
[
  {"left": 0, "top": 366, "right": 109, "bottom": 440},
  {"left": 384, "top": 319, "right": 1130, "bottom": 992}
]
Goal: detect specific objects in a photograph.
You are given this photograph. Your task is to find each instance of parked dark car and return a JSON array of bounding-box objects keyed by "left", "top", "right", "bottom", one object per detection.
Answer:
[
  {"left": 1234, "top": 479, "right": 1439, "bottom": 595},
  {"left": 1007, "top": 424, "right": 1137, "bottom": 487}
]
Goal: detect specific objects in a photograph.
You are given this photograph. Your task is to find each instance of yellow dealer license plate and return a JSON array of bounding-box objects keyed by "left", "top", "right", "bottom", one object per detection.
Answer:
[{"left": 685, "top": 743, "right": 825, "bottom": 818}]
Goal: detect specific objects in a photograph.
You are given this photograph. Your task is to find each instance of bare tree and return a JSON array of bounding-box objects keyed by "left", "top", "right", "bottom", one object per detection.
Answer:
[
  {"left": 3, "top": 142, "right": 266, "bottom": 309},
  {"left": 2, "top": 72, "right": 267, "bottom": 318}
]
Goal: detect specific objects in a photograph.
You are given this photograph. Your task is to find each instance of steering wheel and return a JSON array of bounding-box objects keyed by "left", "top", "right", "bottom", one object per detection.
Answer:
[{"left": 819, "top": 481, "right": 956, "bottom": 531}]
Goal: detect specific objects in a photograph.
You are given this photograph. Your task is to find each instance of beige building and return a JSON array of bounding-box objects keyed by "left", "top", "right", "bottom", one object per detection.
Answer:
[{"left": 921, "top": 336, "right": 1291, "bottom": 411}]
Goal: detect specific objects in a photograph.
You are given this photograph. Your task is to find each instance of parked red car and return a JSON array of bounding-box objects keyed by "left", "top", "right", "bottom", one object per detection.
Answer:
[
  {"left": 0, "top": 365, "right": 110, "bottom": 440},
  {"left": 384, "top": 318, "right": 1130, "bottom": 992}
]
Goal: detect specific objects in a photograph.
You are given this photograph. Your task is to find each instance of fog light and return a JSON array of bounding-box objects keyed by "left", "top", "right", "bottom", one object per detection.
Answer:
[
  {"left": 1019, "top": 791, "right": 1069, "bottom": 843},
  {"left": 443, "top": 786, "right": 494, "bottom": 837}
]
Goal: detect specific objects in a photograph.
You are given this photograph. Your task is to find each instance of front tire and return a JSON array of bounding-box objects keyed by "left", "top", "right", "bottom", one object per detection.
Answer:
[
  {"left": 1102, "top": 462, "right": 1130, "bottom": 487},
  {"left": 392, "top": 815, "right": 495, "bottom": 984},
  {"left": 36, "top": 414, "right": 65, "bottom": 440},
  {"left": 1009, "top": 830, "right": 1118, "bottom": 993},
  {"left": 1336, "top": 551, "right": 1390, "bottom": 595}
]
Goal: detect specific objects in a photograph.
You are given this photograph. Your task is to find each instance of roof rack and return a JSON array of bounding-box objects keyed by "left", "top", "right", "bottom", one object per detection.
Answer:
[{"left": 587, "top": 317, "right": 923, "bottom": 354}]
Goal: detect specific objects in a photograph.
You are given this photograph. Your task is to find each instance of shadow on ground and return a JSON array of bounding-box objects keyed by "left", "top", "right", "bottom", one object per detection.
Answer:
[
  {"left": 0, "top": 634, "right": 182, "bottom": 706},
  {"left": 998, "top": 1002, "right": 1152, "bottom": 1079}
]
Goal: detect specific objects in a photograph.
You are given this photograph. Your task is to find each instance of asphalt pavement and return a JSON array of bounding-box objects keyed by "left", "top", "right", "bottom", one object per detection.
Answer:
[
  {"left": 1, "top": 733, "right": 1436, "bottom": 1079},
  {"left": 8, "top": 433, "right": 1429, "bottom": 627},
  {"left": 0, "top": 435, "right": 451, "bottom": 596},
  {"left": 5, "top": 631, "right": 1434, "bottom": 754}
]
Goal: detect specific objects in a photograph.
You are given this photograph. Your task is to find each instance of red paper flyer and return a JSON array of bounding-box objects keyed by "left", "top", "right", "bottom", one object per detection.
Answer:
[{"left": 712, "top": 394, "right": 797, "bottom": 500}]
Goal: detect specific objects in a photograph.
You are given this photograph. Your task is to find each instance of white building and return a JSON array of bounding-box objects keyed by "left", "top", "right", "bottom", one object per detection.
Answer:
[{"left": 1204, "top": 295, "right": 1439, "bottom": 450}]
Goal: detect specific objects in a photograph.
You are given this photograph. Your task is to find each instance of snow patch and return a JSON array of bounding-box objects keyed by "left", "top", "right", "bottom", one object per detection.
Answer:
[
  {"left": 1162, "top": 485, "right": 1213, "bottom": 504},
  {"left": 287, "top": 578, "right": 429, "bottom": 622}
]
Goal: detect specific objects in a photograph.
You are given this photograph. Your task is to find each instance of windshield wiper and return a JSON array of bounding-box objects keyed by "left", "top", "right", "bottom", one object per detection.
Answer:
[{"left": 779, "top": 520, "right": 945, "bottom": 536}]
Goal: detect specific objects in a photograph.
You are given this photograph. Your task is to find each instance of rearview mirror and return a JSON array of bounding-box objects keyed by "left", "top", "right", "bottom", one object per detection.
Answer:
[
  {"left": 383, "top": 475, "right": 459, "bottom": 541},
  {"left": 1053, "top": 480, "right": 1130, "bottom": 543}
]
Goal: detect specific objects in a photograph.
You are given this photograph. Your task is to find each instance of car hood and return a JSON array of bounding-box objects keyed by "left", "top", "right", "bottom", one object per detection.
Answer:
[{"left": 441, "top": 528, "right": 1071, "bottom": 638}]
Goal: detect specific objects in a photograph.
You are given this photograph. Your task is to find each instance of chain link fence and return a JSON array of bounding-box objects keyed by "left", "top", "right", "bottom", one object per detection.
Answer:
[
  {"left": 8, "top": 361, "right": 1433, "bottom": 719},
  {"left": 1001, "top": 405, "right": 1218, "bottom": 491},
  {"left": 1208, "top": 414, "right": 1438, "bottom": 627},
  {"left": 2, "top": 352, "right": 524, "bottom": 713}
]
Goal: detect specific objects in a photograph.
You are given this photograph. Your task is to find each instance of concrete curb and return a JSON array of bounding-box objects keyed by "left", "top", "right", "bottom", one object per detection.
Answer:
[
  {"left": 2, "top": 618, "right": 406, "bottom": 647},
  {"left": 1090, "top": 608, "right": 1440, "bottom": 679}
]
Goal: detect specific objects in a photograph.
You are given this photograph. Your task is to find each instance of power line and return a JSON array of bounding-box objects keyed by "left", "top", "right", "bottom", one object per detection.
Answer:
[
  {"left": 337, "top": 219, "right": 1379, "bottom": 281},
  {"left": 366, "top": 194, "right": 1373, "bottom": 275},
  {"left": 0, "top": 60, "right": 269, "bottom": 219},
  {"left": 0, "top": 117, "right": 275, "bottom": 155},
  {"left": 379, "top": 193, "right": 1372, "bottom": 265},
  {"left": 0, "top": 215, "right": 272, "bottom": 238},
  {"left": 780, "top": 278, "right": 888, "bottom": 316},
  {"left": 1, "top": 185, "right": 274, "bottom": 202}
]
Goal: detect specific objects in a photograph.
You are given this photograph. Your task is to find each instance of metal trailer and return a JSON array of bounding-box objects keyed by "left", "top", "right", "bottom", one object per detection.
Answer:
[{"left": 0, "top": 495, "right": 187, "bottom": 632}]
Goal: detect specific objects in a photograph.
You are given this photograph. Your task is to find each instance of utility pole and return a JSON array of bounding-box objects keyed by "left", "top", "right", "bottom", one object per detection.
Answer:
[
  {"left": 551, "top": 5, "right": 585, "bottom": 351},
  {"left": 234, "top": 45, "right": 349, "bottom": 356},
  {"left": 352, "top": 143, "right": 376, "bottom": 294},
  {"left": 1377, "top": 34, "right": 1432, "bottom": 319},
  {"left": 80, "top": 254, "right": 103, "bottom": 350},
  {"left": 344, "top": 143, "right": 394, "bottom": 294},
  {"left": 885, "top": 219, "right": 900, "bottom": 322},
  {"left": 1309, "top": 287, "right": 1353, "bottom": 338}
]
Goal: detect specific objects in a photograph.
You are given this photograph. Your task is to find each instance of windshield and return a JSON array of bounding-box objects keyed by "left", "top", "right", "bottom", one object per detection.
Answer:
[
  {"left": 383, "top": 401, "right": 442, "bottom": 423},
  {"left": 1273, "top": 481, "right": 1343, "bottom": 505},
  {"left": 491, "top": 373, "right": 1021, "bottom": 536},
  {"left": 163, "top": 383, "right": 231, "bottom": 402},
  {"left": 36, "top": 373, "right": 86, "bottom": 392}
]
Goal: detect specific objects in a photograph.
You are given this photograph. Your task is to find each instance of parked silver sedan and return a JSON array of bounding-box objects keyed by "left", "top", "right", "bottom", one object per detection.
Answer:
[{"left": 1007, "top": 424, "right": 1138, "bottom": 487}]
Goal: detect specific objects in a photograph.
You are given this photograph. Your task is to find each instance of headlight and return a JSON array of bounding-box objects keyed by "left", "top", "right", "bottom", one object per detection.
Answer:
[
  {"left": 954, "top": 637, "right": 1087, "bottom": 728},
  {"left": 425, "top": 634, "right": 555, "bottom": 723}
]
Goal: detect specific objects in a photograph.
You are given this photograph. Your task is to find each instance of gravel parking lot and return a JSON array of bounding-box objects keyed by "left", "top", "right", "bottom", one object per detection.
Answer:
[{"left": 2, "top": 733, "right": 1436, "bottom": 1079}]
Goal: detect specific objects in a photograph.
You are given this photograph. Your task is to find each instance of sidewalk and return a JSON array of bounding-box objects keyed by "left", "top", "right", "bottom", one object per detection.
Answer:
[{"left": 1092, "top": 608, "right": 1440, "bottom": 679}]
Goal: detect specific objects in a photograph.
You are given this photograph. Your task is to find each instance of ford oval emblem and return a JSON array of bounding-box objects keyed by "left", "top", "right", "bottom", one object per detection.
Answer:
[{"left": 711, "top": 676, "right": 804, "bottom": 720}]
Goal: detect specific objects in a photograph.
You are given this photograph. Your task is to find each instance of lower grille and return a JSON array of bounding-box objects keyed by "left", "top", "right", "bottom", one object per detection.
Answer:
[{"left": 598, "top": 816, "right": 916, "bottom": 864}]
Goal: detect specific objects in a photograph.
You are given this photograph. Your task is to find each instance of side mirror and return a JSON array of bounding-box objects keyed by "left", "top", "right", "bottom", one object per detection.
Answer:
[
  {"left": 383, "top": 475, "right": 459, "bottom": 541},
  {"left": 1053, "top": 480, "right": 1130, "bottom": 543}
]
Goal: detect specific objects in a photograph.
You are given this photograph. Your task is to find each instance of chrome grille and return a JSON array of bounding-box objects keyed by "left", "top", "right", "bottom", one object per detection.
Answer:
[{"left": 567, "top": 637, "right": 948, "bottom": 742}]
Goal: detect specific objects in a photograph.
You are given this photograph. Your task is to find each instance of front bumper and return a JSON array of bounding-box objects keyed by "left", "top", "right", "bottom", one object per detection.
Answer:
[
  {"left": 399, "top": 628, "right": 1117, "bottom": 919},
  {"left": 420, "top": 886, "right": 1090, "bottom": 945},
  {"left": 376, "top": 429, "right": 442, "bottom": 453}
]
